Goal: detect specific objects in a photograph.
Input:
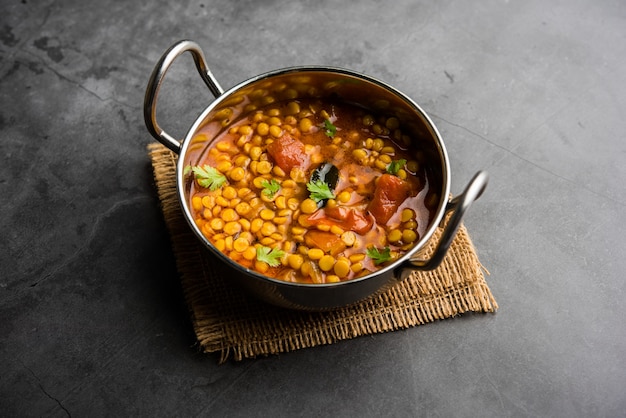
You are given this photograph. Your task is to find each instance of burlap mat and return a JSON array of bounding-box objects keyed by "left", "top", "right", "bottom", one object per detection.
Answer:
[{"left": 148, "top": 143, "right": 497, "bottom": 363}]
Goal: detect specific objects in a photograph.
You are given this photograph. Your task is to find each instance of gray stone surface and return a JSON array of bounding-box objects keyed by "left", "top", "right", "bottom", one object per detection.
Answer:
[{"left": 1, "top": 0, "right": 625, "bottom": 416}]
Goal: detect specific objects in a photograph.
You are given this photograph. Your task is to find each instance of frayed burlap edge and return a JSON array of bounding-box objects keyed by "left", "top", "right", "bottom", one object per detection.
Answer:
[{"left": 148, "top": 143, "right": 497, "bottom": 363}]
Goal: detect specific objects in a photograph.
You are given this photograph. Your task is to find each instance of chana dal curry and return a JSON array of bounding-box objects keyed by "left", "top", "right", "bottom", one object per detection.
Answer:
[{"left": 186, "top": 87, "right": 440, "bottom": 284}]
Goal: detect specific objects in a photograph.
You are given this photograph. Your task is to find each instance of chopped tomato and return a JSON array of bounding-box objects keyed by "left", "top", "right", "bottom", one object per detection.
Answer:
[
  {"left": 304, "top": 230, "right": 346, "bottom": 255},
  {"left": 307, "top": 205, "right": 373, "bottom": 234},
  {"left": 266, "top": 133, "right": 310, "bottom": 173},
  {"left": 367, "top": 174, "right": 412, "bottom": 225}
]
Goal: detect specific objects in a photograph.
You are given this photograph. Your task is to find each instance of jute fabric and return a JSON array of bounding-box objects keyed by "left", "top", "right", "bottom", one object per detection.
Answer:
[{"left": 148, "top": 143, "right": 497, "bottom": 362}]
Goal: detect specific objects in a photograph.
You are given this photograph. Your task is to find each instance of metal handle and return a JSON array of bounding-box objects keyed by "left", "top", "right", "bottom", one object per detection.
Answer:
[
  {"left": 398, "top": 171, "right": 488, "bottom": 273},
  {"left": 143, "top": 40, "right": 224, "bottom": 154}
]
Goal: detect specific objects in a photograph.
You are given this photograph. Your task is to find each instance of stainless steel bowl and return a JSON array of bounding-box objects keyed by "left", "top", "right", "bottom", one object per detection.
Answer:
[{"left": 144, "top": 40, "right": 488, "bottom": 310}]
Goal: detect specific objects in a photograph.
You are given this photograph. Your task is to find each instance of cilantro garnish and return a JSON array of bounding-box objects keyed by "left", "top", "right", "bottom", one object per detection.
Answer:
[
  {"left": 261, "top": 179, "right": 281, "bottom": 198},
  {"left": 256, "top": 246, "right": 285, "bottom": 267},
  {"left": 367, "top": 246, "right": 392, "bottom": 265},
  {"left": 386, "top": 159, "right": 407, "bottom": 176},
  {"left": 191, "top": 165, "right": 227, "bottom": 190},
  {"left": 323, "top": 119, "right": 337, "bottom": 138},
  {"left": 307, "top": 179, "right": 336, "bottom": 203}
]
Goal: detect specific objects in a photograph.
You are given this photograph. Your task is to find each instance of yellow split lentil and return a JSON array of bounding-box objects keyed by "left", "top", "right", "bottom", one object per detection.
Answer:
[{"left": 186, "top": 92, "right": 439, "bottom": 284}]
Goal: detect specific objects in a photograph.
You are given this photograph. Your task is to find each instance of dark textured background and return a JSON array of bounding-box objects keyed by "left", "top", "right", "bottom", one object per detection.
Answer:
[{"left": 1, "top": 0, "right": 625, "bottom": 416}]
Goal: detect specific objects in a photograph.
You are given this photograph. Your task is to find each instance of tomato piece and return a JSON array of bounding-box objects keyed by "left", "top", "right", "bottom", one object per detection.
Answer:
[
  {"left": 307, "top": 206, "right": 373, "bottom": 234},
  {"left": 304, "top": 230, "right": 346, "bottom": 255},
  {"left": 266, "top": 133, "right": 310, "bottom": 173},
  {"left": 368, "top": 174, "right": 412, "bottom": 225}
]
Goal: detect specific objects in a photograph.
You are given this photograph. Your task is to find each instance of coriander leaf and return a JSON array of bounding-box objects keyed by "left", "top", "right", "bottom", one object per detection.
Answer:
[
  {"left": 183, "top": 165, "right": 192, "bottom": 177},
  {"left": 307, "top": 179, "right": 336, "bottom": 203},
  {"left": 366, "top": 246, "right": 392, "bottom": 265},
  {"left": 386, "top": 159, "right": 407, "bottom": 175},
  {"left": 261, "top": 179, "right": 281, "bottom": 198},
  {"left": 323, "top": 119, "right": 337, "bottom": 138},
  {"left": 256, "top": 246, "right": 285, "bottom": 267},
  {"left": 191, "top": 165, "right": 227, "bottom": 190}
]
